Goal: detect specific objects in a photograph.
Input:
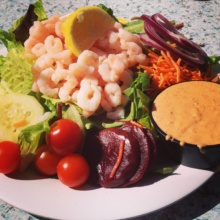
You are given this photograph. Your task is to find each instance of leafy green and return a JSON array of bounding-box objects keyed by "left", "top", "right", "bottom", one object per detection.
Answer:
[
  {"left": 0, "top": 0, "right": 47, "bottom": 95},
  {"left": 97, "top": 4, "right": 119, "bottom": 21},
  {"left": 207, "top": 55, "right": 220, "bottom": 65},
  {"left": 102, "top": 72, "right": 152, "bottom": 129},
  {"left": 18, "top": 112, "right": 54, "bottom": 171},
  {"left": 123, "top": 72, "right": 152, "bottom": 129},
  {"left": 123, "top": 19, "right": 145, "bottom": 34},
  {"left": 12, "top": 0, "right": 47, "bottom": 44}
]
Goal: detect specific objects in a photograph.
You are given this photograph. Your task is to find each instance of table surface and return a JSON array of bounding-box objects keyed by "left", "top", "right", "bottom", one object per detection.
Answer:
[{"left": 0, "top": 0, "right": 220, "bottom": 219}]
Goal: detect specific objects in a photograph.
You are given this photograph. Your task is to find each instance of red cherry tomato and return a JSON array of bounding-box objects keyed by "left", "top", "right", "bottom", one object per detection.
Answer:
[
  {"left": 34, "top": 145, "right": 62, "bottom": 176},
  {"left": 46, "top": 119, "right": 83, "bottom": 156},
  {"left": 0, "top": 141, "right": 21, "bottom": 174},
  {"left": 57, "top": 154, "right": 90, "bottom": 188}
]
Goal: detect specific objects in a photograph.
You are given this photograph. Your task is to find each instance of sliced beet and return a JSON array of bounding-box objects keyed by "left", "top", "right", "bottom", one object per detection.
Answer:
[
  {"left": 144, "top": 129, "right": 157, "bottom": 170},
  {"left": 120, "top": 122, "right": 155, "bottom": 187},
  {"left": 97, "top": 128, "right": 140, "bottom": 188},
  {"left": 83, "top": 129, "right": 103, "bottom": 185}
]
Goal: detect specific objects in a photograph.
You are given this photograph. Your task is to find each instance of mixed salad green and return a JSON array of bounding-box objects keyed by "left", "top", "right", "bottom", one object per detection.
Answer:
[
  {"left": 0, "top": 0, "right": 152, "bottom": 170},
  {"left": 0, "top": 0, "right": 219, "bottom": 174}
]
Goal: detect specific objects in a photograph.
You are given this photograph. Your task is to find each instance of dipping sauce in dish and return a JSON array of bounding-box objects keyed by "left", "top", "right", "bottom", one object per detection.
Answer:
[{"left": 151, "top": 81, "right": 220, "bottom": 149}]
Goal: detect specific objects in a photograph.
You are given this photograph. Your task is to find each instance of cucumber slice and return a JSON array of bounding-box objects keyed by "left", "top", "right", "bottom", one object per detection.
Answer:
[{"left": 0, "top": 93, "right": 44, "bottom": 143}]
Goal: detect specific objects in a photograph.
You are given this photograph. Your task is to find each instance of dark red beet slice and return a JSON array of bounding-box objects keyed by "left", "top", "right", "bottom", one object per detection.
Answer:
[
  {"left": 144, "top": 129, "right": 157, "bottom": 170},
  {"left": 120, "top": 122, "right": 155, "bottom": 187},
  {"left": 83, "top": 129, "right": 102, "bottom": 185},
  {"left": 97, "top": 128, "right": 140, "bottom": 188}
]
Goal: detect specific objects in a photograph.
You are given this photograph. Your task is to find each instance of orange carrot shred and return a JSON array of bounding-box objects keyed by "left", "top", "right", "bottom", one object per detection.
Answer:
[
  {"left": 130, "top": 120, "right": 143, "bottom": 128},
  {"left": 13, "top": 119, "right": 27, "bottom": 128},
  {"left": 139, "top": 49, "right": 213, "bottom": 98},
  {"left": 109, "top": 140, "right": 125, "bottom": 179}
]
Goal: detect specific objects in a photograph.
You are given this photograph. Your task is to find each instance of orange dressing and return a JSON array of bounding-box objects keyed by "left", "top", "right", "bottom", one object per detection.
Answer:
[{"left": 152, "top": 81, "right": 220, "bottom": 148}]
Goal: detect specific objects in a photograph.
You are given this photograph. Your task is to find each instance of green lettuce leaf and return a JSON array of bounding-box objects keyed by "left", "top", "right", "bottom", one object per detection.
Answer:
[
  {"left": 123, "top": 72, "right": 152, "bottom": 129},
  {"left": 12, "top": 0, "right": 47, "bottom": 44},
  {"left": 18, "top": 112, "right": 54, "bottom": 171},
  {"left": 97, "top": 4, "right": 119, "bottom": 21},
  {"left": 123, "top": 20, "right": 145, "bottom": 34},
  {"left": 103, "top": 72, "right": 152, "bottom": 129}
]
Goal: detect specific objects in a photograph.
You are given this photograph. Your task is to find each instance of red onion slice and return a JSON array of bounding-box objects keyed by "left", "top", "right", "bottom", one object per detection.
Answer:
[{"left": 139, "top": 13, "right": 207, "bottom": 67}]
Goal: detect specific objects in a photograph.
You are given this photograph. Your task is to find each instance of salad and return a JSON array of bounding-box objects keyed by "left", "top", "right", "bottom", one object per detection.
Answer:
[{"left": 0, "top": 0, "right": 219, "bottom": 188}]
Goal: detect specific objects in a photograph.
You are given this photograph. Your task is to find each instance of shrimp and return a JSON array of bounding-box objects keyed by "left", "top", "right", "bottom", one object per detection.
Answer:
[
  {"left": 82, "top": 110, "right": 96, "bottom": 118},
  {"left": 29, "top": 21, "right": 50, "bottom": 42},
  {"left": 98, "top": 54, "right": 126, "bottom": 83},
  {"left": 24, "top": 37, "right": 41, "bottom": 53},
  {"left": 80, "top": 75, "right": 99, "bottom": 87},
  {"left": 37, "top": 68, "right": 58, "bottom": 97},
  {"left": 34, "top": 53, "right": 55, "bottom": 71},
  {"left": 42, "top": 14, "right": 60, "bottom": 35},
  {"left": 71, "top": 89, "right": 79, "bottom": 103},
  {"left": 51, "top": 50, "right": 76, "bottom": 66},
  {"left": 100, "top": 95, "right": 113, "bottom": 112},
  {"left": 118, "top": 28, "right": 140, "bottom": 44},
  {"left": 58, "top": 77, "right": 78, "bottom": 102},
  {"left": 106, "top": 106, "right": 125, "bottom": 120},
  {"left": 102, "top": 30, "right": 121, "bottom": 54},
  {"left": 31, "top": 43, "right": 47, "bottom": 57},
  {"left": 77, "top": 84, "right": 102, "bottom": 112},
  {"left": 103, "top": 82, "right": 122, "bottom": 107},
  {"left": 77, "top": 50, "right": 99, "bottom": 69},
  {"left": 69, "top": 63, "right": 95, "bottom": 81},
  {"left": 44, "top": 35, "right": 63, "bottom": 54},
  {"left": 32, "top": 81, "right": 40, "bottom": 92},
  {"left": 51, "top": 68, "right": 70, "bottom": 85},
  {"left": 55, "top": 17, "right": 66, "bottom": 40},
  {"left": 119, "top": 69, "right": 133, "bottom": 91}
]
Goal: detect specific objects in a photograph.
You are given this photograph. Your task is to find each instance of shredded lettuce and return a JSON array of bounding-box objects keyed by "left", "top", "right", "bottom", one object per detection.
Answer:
[
  {"left": 0, "top": 0, "right": 47, "bottom": 95},
  {"left": 0, "top": 46, "right": 34, "bottom": 94}
]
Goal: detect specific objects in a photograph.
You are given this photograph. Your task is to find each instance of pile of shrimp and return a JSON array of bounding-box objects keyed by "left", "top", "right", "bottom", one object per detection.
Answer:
[{"left": 24, "top": 14, "right": 148, "bottom": 119}]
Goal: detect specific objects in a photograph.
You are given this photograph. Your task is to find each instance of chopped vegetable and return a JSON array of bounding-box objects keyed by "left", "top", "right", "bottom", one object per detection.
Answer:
[
  {"left": 139, "top": 13, "right": 207, "bottom": 67},
  {"left": 139, "top": 49, "right": 213, "bottom": 98},
  {"left": 18, "top": 112, "right": 53, "bottom": 171},
  {"left": 109, "top": 140, "right": 125, "bottom": 179}
]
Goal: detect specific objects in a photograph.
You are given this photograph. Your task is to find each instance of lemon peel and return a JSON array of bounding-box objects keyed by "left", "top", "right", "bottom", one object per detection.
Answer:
[{"left": 62, "top": 6, "right": 116, "bottom": 57}]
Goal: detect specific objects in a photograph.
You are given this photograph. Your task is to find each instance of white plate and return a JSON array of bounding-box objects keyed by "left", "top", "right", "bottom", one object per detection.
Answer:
[
  {"left": 0, "top": 46, "right": 215, "bottom": 220},
  {"left": 0, "top": 164, "right": 214, "bottom": 219}
]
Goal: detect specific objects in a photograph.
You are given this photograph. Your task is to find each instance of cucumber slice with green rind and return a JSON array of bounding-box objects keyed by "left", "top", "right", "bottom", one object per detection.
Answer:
[{"left": 0, "top": 93, "right": 44, "bottom": 143}]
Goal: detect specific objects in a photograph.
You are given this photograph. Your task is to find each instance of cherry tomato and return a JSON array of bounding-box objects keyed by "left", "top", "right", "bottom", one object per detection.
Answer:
[
  {"left": 57, "top": 154, "right": 90, "bottom": 188},
  {"left": 0, "top": 141, "right": 21, "bottom": 174},
  {"left": 46, "top": 119, "right": 83, "bottom": 156},
  {"left": 34, "top": 145, "right": 62, "bottom": 176}
]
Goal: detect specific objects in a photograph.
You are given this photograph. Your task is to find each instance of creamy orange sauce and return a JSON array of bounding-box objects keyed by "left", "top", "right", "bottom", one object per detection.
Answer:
[{"left": 151, "top": 81, "right": 220, "bottom": 148}]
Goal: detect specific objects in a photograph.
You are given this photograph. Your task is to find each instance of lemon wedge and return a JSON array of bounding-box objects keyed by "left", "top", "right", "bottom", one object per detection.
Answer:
[{"left": 62, "top": 6, "right": 116, "bottom": 57}]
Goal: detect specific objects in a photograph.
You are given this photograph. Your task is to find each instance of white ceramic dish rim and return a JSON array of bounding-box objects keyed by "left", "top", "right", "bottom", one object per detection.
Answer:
[{"left": 0, "top": 44, "right": 215, "bottom": 219}]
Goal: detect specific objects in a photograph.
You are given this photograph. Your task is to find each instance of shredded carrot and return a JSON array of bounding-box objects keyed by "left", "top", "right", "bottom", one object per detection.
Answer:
[
  {"left": 139, "top": 49, "right": 213, "bottom": 98},
  {"left": 130, "top": 120, "right": 143, "bottom": 128},
  {"left": 13, "top": 119, "right": 27, "bottom": 129},
  {"left": 109, "top": 140, "right": 125, "bottom": 179}
]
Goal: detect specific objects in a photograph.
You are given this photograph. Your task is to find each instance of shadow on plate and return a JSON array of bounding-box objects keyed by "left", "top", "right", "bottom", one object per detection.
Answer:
[{"left": 5, "top": 140, "right": 181, "bottom": 191}]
